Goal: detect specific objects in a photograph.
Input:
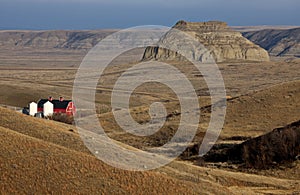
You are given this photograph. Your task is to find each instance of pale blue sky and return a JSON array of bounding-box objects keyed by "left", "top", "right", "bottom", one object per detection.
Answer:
[{"left": 0, "top": 0, "right": 299, "bottom": 29}]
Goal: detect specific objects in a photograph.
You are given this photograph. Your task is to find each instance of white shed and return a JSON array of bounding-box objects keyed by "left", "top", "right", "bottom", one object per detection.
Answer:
[
  {"left": 43, "top": 101, "right": 53, "bottom": 117},
  {"left": 29, "top": 102, "right": 37, "bottom": 116}
]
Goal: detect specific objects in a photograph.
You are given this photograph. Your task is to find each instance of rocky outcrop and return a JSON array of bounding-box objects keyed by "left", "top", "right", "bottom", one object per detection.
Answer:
[
  {"left": 142, "top": 20, "right": 270, "bottom": 63},
  {"left": 243, "top": 28, "right": 300, "bottom": 57}
]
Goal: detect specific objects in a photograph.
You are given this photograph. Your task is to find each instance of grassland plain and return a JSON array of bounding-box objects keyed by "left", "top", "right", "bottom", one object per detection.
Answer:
[{"left": 0, "top": 28, "right": 300, "bottom": 194}]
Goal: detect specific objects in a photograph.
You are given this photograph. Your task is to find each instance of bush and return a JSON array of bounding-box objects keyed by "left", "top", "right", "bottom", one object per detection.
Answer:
[{"left": 48, "top": 113, "right": 74, "bottom": 125}]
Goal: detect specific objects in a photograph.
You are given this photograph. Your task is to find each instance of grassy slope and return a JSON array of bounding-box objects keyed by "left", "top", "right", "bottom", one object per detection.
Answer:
[
  {"left": 0, "top": 106, "right": 89, "bottom": 154},
  {"left": 97, "top": 80, "right": 300, "bottom": 150},
  {"left": 1, "top": 107, "right": 299, "bottom": 194},
  {"left": 1, "top": 126, "right": 213, "bottom": 194},
  {"left": 0, "top": 107, "right": 232, "bottom": 194},
  {"left": 222, "top": 80, "right": 300, "bottom": 138}
]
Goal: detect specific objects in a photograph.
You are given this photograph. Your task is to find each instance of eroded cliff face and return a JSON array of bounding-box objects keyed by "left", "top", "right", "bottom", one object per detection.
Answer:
[{"left": 142, "top": 21, "right": 270, "bottom": 63}]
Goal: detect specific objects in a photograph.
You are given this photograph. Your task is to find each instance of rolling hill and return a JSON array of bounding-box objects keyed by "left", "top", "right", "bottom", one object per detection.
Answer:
[
  {"left": 0, "top": 107, "right": 230, "bottom": 194},
  {"left": 243, "top": 28, "right": 300, "bottom": 57},
  {"left": 1, "top": 25, "right": 299, "bottom": 59},
  {"left": 0, "top": 30, "right": 116, "bottom": 50},
  {"left": 1, "top": 106, "right": 299, "bottom": 194}
]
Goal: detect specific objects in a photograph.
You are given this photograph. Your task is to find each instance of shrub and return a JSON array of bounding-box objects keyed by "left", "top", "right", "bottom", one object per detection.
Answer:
[{"left": 48, "top": 113, "right": 74, "bottom": 125}]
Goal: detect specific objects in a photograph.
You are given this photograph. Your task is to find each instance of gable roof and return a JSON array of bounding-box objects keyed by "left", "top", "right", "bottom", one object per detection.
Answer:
[{"left": 38, "top": 99, "right": 72, "bottom": 109}]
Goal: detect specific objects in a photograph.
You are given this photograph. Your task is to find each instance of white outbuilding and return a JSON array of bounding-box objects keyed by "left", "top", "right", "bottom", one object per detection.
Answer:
[
  {"left": 29, "top": 102, "right": 37, "bottom": 116},
  {"left": 43, "top": 101, "right": 54, "bottom": 117}
]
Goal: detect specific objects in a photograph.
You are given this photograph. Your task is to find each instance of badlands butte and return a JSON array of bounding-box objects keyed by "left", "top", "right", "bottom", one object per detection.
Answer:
[
  {"left": 0, "top": 20, "right": 300, "bottom": 194},
  {"left": 143, "top": 21, "right": 270, "bottom": 62}
]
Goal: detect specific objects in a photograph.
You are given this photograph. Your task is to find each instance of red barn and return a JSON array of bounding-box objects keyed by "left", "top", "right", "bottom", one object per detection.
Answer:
[{"left": 37, "top": 97, "right": 76, "bottom": 116}]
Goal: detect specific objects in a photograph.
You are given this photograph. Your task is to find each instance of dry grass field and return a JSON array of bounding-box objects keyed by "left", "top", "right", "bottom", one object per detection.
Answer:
[
  {"left": 1, "top": 107, "right": 299, "bottom": 194},
  {"left": 0, "top": 40, "right": 300, "bottom": 194}
]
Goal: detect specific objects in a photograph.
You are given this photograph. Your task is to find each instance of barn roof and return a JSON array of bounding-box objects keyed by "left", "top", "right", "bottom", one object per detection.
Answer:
[{"left": 38, "top": 99, "right": 72, "bottom": 109}]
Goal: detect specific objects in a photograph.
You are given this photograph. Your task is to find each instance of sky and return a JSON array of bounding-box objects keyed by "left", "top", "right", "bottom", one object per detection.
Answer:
[{"left": 0, "top": 0, "right": 299, "bottom": 30}]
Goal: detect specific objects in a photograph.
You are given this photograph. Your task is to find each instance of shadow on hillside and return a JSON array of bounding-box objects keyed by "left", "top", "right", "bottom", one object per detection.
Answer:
[{"left": 183, "top": 120, "right": 300, "bottom": 170}]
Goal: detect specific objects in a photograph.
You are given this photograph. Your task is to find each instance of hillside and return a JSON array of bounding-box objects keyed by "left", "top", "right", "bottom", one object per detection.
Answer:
[
  {"left": 2, "top": 25, "right": 299, "bottom": 64},
  {"left": 96, "top": 79, "right": 300, "bottom": 152},
  {"left": 1, "top": 126, "right": 209, "bottom": 194},
  {"left": 204, "top": 119, "right": 300, "bottom": 172},
  {"left": 221, "top": 80, "right": 300, "bottom": 139},
  {"left": 232, "top": 25, "right": 300, "bottom": 32},
  {"left": 0, "top": 30, "right": 116, "bottom": 50},
  {"left": 243, "top": 28, "right": 300, "bottom": 57},
  {"left": 0, "top": 107, "right": 230, "bottom": 194},
  {"left": 1, "top": 26, "right": 299, "bottom": 59},
  {"left": 236, "top": 120, "right": 300, "bottom": 168},
  {"left": 1, "top": 106, "right": 300, "bottom": 194}
]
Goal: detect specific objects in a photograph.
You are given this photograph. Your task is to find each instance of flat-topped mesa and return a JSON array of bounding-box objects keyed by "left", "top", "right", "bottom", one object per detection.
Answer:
[
  {"left": 142, "top": 20, "right": 270, "bottom": 63},
  {"left": 174, "top": 20, "right": 230, "bottom": 32}
]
